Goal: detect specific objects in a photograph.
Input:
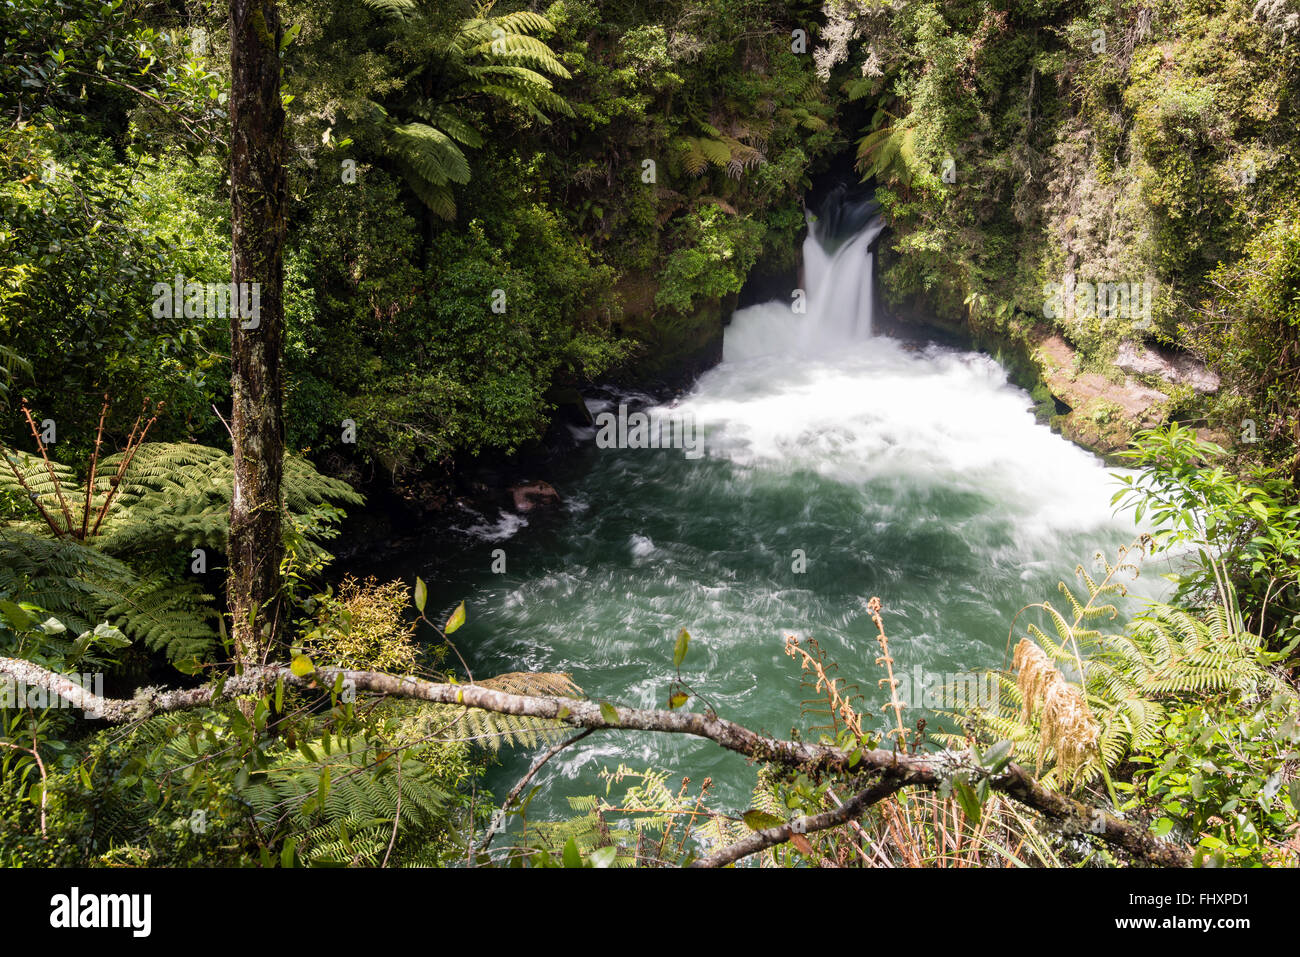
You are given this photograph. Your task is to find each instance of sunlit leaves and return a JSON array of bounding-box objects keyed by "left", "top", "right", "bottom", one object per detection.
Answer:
[
  {"left": 443, "top": 601, "right": 465, "bottom": 635},
  {"left": 672, "top": 628, "right": 690, "bottom": 669}
]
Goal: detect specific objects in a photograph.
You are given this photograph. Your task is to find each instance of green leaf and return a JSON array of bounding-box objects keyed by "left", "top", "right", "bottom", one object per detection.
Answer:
[
  {"left": 280, "top": 22, "right": 301, "bottom": 51},
  {"left": 983, "top": 740, "right": 1013, "bottom": 772},
  {"left": 667, "top": 691, "right": 689, "bottom": 710},
  {"left": 562, "top": 837, "right": 582, "bottom": 868},
  {"left": 0, "top": 600, "right": 35, "bottom": 631},
  {"left": 444, "top": 601, "right": 466, "bottom": 634},
  {"left": 673, "top": 628, "right": 690, "bottom": 668},
  {"left": 742, "top": 810, "right": 784, "bottom": 831},
  {"left": 413, "top": 577, "right": 427, "bottom": 614},
  {"left": 598, "top": 701, "right": 620, "bottom": 725},
  {"left": 589, "top": 845, "right": 617, "bottom": 868},
  {"left": 290, "top": 655, "right": 315, "bottom": 677},
  {"left": 952, "top": 776, "right": 981, "bottom": 824},
  {"left": 92, "top": 622, "right": 129, "bottom": 647}
]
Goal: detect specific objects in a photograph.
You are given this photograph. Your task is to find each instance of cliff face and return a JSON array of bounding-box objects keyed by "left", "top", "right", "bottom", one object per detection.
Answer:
[
  {"left": 607, "top": 273, "right": 730, "bottom": 394},
  {"left": 819, "top": 0, "right": 1299, "bottom": 459}
]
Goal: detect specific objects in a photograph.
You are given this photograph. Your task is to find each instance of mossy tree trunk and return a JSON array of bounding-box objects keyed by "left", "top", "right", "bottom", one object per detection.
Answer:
[{"left": 228, "top": 0, "right": 286, "bottom": 665}]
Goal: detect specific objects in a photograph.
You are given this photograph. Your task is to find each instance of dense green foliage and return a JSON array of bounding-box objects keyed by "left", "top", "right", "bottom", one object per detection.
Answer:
[
  {"left": 2, "top": 0, "right": 1299, "bottom": 869},
  {"left": 4, "top": 0, "right": 836, "bottom": 481}
]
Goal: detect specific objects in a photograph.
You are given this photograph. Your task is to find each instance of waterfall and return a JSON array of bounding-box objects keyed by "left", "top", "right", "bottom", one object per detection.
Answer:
[
  {"left": 803, "top": 207, "right": 886, "bottom": 341},
  {"left": 725, "top": 189, "right": 886, "bottom": 360},
  {"left": 699, "top": 185, "right": 1137, "bottom": 542}
]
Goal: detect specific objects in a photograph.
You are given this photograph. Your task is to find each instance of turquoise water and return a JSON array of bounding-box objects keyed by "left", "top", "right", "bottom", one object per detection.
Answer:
[
  {"left": 386, "top": 218, "right": 1154, "bottom": 829},
  {"left": 397, "top": 321, "right": 1153, "bottom": 827}
]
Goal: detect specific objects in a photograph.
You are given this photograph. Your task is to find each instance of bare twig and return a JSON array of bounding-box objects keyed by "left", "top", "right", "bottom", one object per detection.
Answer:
[
  {"left": 480, "top": 728, "right": 595, "bottom": 851},
  {"left": 81, "top": 393, "right": 110, "bottom": 540},
  {"left": 692, "top": 778, "right": 906, "bottom": 868},
  {"left": 20, "top": 400, "right": 74, "bottom": 533}
]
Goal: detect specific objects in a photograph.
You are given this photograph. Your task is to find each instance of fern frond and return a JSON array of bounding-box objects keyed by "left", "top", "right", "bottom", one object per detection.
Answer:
[
  {"left": 416, "top": 107, "right": 483, "bottom": 149},
  {"left": 477, "top": 671, "right": 581, "bottom": 698},
  {"left": 234, "top": 734, "right": 452, "bottom": 866},
  {"left": 389, "top": 123, "right": 471, "bottom": 186},
  {"left": 0, "top": 448, "right": 80, "bottom": 529},
  {"left": 400, "top": 173, "right": 457, "bottom": 220},
  {"left": 459, "top": 671, "right": 582, "bottom": 749},
  {"left": 395, "top": 672, "right": 582, "bottom": 751},
  {"left": 357, "top": 0, "right": 417, "bottom": 18},
  {"left": 0, "top": 529, "right": 216, "bottom": 661},
  {"left": 855, "top": 125, "right": 917, "bottom": 184},
  {"left": 488, "top": 10, "right": 557, "bottom": 37}
]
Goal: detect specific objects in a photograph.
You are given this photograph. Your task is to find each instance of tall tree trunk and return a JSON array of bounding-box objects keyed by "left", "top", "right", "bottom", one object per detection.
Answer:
[{"left": 228, "top": 0, "right": 286, "bottom": 666}]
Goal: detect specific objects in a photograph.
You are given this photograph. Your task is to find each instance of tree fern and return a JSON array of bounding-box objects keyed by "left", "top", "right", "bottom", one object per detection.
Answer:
[
  {"left": 389, "top": 123, "right": 471, "bottom": 187},
  {"left": 237, "top": 735, "right": 452, "bottom": 866},
  {"left": 0, "top": 442, "right": 361, "bottom": 560},
  {"left": 0, "top": 442, "right": 359, "bottom": 662},
  {"left": 856, "top": 108, "right": 918, "bottom": 184},
  {"left": 0, "top": 529, "right": 214, "bottom": 663},
  {"left": 364, "top": 4, "right": 573, "bottom": 219},
  {"left": 670, "top": 116, "right": 766, "bottom": 181},
  {"left": 356, "top": 0, "right": 417, "bottom": 18}
]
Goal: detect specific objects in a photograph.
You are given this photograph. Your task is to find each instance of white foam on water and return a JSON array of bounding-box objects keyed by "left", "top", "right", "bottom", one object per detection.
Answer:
[
  {"left": 670, "top": 212, "right": 1141, "bottom": 555},
  {"left": 458, "top": 509, "right": 529, "bottom": 542}
]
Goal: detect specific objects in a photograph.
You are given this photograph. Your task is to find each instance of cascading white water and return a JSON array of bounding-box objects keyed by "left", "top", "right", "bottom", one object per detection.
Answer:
[
  {"left": 800, "top": 209, "right": 887, "bottom": 342},
  {"left": 684, "top": 209, "right": 1147, "bottom": 563},
  {"left": 723, "top": 206, "right": 887, "bottom": 359}
]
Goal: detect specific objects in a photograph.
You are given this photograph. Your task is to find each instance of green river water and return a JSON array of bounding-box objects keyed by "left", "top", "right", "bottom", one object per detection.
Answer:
[{"left": 386, "top": 214, "right": 1159, "bottom": 832}]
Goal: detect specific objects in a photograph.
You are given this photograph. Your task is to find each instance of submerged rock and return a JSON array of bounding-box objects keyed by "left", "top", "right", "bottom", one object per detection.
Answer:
[{"left": 510, "top": 479, "right": 562, "bottom": 513}]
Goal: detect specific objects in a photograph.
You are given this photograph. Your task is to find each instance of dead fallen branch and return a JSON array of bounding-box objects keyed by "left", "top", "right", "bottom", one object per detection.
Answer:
[{"left": 0, "top": 656, "right": 1190, "bottom": 866}]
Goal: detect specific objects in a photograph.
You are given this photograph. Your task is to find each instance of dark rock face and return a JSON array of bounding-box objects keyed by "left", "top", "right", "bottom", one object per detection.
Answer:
[{"left": 510, "top": 480, "right": 562, "bottom": 513}]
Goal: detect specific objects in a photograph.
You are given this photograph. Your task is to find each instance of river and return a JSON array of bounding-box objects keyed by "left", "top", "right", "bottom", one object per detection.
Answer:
[{"left": 398, "top": 203, "right": 1151, "bottom": 831}]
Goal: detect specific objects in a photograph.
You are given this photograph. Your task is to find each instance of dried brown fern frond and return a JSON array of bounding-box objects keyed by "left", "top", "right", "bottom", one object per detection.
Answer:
[
  {"left": 403, "top": 672, "right": 584, "bottom": 751},
  {"left": 1013, "top": 638, "right": 1100, "bottom": 780},
  {"left": 784, "top": 634, "right": 865, "bottom": 739},
  {"left": 476, "top": 671, "right": 582, "bottom": 698},
  {"left": 868, "top": 596, "right": 907, "bottom": 749},
  {"left": 696, "top": 195, "right": 738, "bottom": 215}
]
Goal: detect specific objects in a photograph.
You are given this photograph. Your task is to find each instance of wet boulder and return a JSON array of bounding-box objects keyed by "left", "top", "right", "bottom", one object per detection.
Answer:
[{"left": 510, "top": 480, "right": 562, "bottom": 513}]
